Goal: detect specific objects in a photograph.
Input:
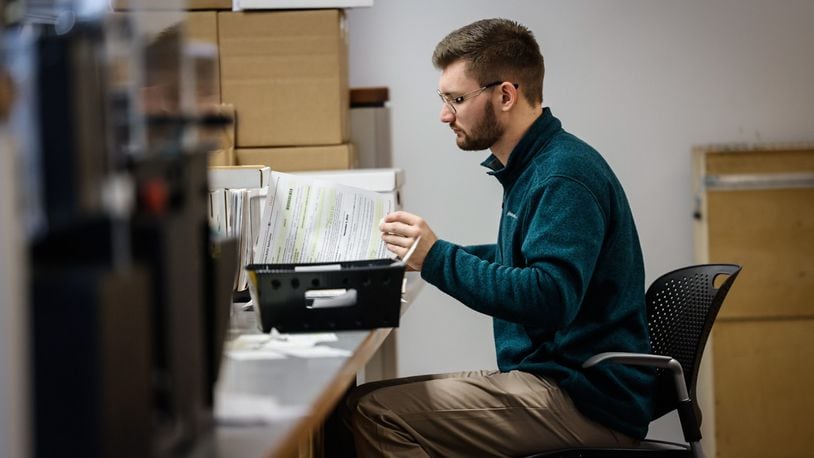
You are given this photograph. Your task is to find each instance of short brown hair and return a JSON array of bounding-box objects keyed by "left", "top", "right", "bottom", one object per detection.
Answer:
[{"left": 432, "top": 18, "right": 544, "bottom": 106}]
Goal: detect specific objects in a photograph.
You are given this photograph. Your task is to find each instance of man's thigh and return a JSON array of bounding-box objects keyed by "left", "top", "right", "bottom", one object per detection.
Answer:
[
  {"left": 345, "top": 370, "right": 498, "bottom": 415},
  {"left": 352, "top": 370, "right": 633, "bottom": 457}
]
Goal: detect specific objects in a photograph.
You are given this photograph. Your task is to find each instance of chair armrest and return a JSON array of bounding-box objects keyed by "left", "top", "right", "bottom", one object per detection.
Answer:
[
  {"left": 583, "top": 352, "right": 704, "bottom": 454},
  {"left": 582, "top": 352, "right": 675, "bottom": 369},
  {"left": 582, "top": 352, "right": 688, "bottom": 400}
]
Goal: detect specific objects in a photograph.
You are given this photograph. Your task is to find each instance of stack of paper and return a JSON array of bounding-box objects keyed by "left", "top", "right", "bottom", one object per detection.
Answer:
[
  {"left": 208, "top": 165, "right": 271, "bottom": 292},
  {"left": 209, "top": 188, "right": 266, "bottom": 291},
  {"left": 253, "top": 171, "right": 396, "bottom": 264}
]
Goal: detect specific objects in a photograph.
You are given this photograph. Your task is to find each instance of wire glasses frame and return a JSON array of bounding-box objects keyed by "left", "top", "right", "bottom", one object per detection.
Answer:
[{"left": 437, "top": 81, "right": 519, "bottom": 114}]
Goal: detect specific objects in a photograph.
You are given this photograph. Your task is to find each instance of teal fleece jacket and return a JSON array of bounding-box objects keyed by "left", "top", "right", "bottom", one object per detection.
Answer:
[{"left": 421, "top": 108, "right": 654, "bottom": 439}]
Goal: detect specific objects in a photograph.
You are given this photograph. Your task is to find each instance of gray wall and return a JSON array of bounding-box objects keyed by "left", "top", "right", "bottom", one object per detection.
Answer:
[{"left": 346, "top": 0, "right": 814, "bottom": 444}]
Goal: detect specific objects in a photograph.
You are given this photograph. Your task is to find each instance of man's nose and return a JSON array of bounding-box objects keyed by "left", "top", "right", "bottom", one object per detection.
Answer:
[{"left": 440, "top": 104, "right": 455, "bottom": 123}]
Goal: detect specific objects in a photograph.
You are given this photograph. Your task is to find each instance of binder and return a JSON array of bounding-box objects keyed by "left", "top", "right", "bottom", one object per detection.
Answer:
[{"left": 246, "top": 259, "right": 405, "bottom": 333}]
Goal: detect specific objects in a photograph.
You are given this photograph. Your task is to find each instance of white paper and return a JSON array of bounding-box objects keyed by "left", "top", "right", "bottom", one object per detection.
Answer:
[
  {"left": 231, "top": 334, "right": 272, "bottom": 345},
  {"left": 253, "top": 172, "right": 395, "bottom": 264},
  {"left": 214, "top": 188, "right": 268, "bottom": 291},
  {"left": 227, "top": 349, "right": 286, "bottom": 361},
  {"left": 278, "top": 347, "right": 352, "bottom": 358},
  {"left": 215, "top": 392, "right": 307, "bottom": 425},
  {"left": 226, "top": 332, "right": 346, "bottom": 359},
  {"left": 208, "top": 189, "right": 227, "bottom": 236},
  {"left": 229, "top": 332, "right": 339, "bottom": 346}
]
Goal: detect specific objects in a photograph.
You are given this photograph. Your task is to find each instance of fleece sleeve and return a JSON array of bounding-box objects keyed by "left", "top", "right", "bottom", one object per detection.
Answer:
[
  {"left": 421, "top": 177, "right": 606, "bottom": 333},
  {"left": 462, "top": 244, "right": 496, "bottom": 263}
]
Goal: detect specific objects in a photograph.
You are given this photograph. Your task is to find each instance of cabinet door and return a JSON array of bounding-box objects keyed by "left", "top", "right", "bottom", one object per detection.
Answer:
[
  {"left": 694, "top": 147, "right": 814, "bottom": 457},
  {"left": 712, "top": 320, "right": 814, "bottom": 458},
  {"left": 707, "top": 187, "right": 814, "bottom": 320}
]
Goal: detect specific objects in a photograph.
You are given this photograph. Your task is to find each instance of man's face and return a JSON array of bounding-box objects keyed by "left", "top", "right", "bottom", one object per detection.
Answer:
[{"left": 438, "top": 60, "right": 505, "bottom": 151}]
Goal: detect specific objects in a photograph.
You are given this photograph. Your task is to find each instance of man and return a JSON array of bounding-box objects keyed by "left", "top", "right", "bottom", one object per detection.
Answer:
[{"left": 346, "top": 18, "right": 654, "bottom": 456}]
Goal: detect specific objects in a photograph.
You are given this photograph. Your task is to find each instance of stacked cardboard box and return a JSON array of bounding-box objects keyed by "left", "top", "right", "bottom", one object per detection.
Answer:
[
  {"left": 120, "top": 7, "right": 355, "bottom": 171},
  {"left": 219, "top": 10, "right": 349, "bottom": 147},
  {"left": 189, "top": 8, "right": 354, "bottom": 171},
  {"left": 184, "top": 11, "right": 220, "bottom": 102},
  {"left": 221, "top": 10, "right": 354, "bottom": 171},
  {"left": 113, "top": 0, "right": 232, "bottom": 10},
  {"left": 236, "top": 144, "right": 355, "bottom": 171}
]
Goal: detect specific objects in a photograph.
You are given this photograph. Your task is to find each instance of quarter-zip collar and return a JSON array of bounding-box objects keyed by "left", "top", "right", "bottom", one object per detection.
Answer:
[{"left": 480, "top": 107, "right": 562, "bottom": 187}]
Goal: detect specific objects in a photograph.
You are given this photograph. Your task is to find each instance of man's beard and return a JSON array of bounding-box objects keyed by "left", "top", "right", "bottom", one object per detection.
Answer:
[{"left": 454, "top": 103, "right": 504, "bottom": 151}]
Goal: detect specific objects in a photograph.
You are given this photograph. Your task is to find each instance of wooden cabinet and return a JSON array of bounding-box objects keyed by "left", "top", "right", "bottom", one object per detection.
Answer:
[{"left": 693, "top": 146, "right": 814, "bottom": 457}]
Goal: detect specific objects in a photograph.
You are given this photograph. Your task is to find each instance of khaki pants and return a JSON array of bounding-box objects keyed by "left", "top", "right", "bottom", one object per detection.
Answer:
[{"left": 344, "top": 370, "right": 636, "bottom": 457}]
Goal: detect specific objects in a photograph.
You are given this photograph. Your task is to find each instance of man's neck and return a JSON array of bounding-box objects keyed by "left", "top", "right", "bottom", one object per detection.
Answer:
[{"left": 490, "top": 105, "right": 544, "bottom": 166}]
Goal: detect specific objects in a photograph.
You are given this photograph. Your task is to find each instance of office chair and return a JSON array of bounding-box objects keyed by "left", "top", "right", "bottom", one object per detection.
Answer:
[{"left": 527, "top": 264, "right": 741, "bottom": 458}]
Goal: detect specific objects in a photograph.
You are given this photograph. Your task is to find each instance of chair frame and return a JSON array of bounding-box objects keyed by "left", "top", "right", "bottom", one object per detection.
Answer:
[{"left": 529, "top": 264, "right": 741, "bottom": 458}]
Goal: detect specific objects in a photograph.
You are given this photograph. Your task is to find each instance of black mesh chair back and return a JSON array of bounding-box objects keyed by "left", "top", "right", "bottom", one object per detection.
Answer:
[
  {"left": 525, "top": 264, "right": 741, "bottom": 457},
  {"left": 647, "top": 264, "right": 741, "bottom": 421}
]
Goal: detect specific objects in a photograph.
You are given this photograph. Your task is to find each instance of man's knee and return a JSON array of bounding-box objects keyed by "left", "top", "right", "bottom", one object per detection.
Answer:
[
  {"left": 342, "top": 385, "right": 368, "bottom": 431},
  {"left": 351, "top": 389, "right": 382, "bottom": 421}
]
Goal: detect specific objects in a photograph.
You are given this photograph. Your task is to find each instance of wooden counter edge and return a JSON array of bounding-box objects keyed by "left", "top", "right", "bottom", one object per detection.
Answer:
[{"left": 268, "top": 327, "right": 395, "bottom": 458}]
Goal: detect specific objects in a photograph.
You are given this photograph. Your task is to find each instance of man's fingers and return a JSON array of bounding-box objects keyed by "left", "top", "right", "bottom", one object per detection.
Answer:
[
  {"left": 379, "top": 221, "right": 417, "bottom": 237},
  {"left": 381, "top": 233, "right": 413, "bottom": 248},
  {"left": 385, "top": 243, "right": 406, "bottom": 258},
  {"left": 383, "top": 211, "right": 422, "bottom": 226}
]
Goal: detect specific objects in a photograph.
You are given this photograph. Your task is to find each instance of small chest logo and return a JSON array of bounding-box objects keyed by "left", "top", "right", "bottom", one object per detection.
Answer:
[{"left": 506, "top": 211, "right": 518, "bottom": 220}]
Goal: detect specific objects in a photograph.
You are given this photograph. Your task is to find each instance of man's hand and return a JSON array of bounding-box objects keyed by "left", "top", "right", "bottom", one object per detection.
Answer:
[{"left": 380, "top": 211, "right": 438, "bottom": 271}]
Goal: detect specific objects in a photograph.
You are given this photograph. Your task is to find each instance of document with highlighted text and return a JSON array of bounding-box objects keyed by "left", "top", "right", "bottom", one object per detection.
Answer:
[{"left": 253, "top": 171, "right": 395, "bottom": 264}]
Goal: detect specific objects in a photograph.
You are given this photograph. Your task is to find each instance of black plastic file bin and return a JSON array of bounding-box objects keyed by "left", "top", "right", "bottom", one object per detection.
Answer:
[{"left": 246, "top": 258, "right": 405, "bottom": 333}]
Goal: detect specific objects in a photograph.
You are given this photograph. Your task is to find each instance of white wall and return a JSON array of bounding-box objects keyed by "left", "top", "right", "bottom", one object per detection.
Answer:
[{"left": 346, "top": 0, "right": 814, "bottom": 444}]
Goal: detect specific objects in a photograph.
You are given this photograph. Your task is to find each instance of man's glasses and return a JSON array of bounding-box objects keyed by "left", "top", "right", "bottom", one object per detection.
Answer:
[{"left": 437, "top": 81, "right": 519, "bottom": 114}]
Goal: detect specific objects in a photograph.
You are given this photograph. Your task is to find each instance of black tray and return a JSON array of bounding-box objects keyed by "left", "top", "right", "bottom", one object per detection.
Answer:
[{"left": 246, "top": 258, "right": 405, "bottom": 333}]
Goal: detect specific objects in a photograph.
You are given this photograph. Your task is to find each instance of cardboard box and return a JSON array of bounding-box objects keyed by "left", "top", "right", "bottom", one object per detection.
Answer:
[
  {"left": 292, "top": 168, "right": 404, "bottom": 208},
  {"left": 113, "top": 0, "right": 232, "bottom": 10},
  {"left": 218, "top": 10, "right": 349, "bottom": 147},
  {"left": 208, "top": 165, "right": 271, "bottom": 190},
  {"left": 205, "top": 104, "right": 236, "bottom": 166},
  {"left": 185, "top": 12, "right": 220, "bottom": 105},
  {"left": 236, "top": 144, "right": 356, "bottom": 172},
  {"left": 235, "top": 0, "right": 372, "bottom": 9},
  {"left": 208, "top": 148, "right": 235, "bottom": 167},
  {"left": 185, "top": 11, "right": 218, "bottom": 45},
  {"left": 117, "top": 11, "right": 219, "bottom": 109}
]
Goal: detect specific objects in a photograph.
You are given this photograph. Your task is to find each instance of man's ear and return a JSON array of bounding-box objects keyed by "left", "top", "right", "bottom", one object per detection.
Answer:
[{"left": 500, "top": 83, "right": 517, "bottom": 112}]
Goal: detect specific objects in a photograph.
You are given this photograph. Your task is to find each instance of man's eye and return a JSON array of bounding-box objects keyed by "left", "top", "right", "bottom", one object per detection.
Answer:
[{"left": 452, "top": 96, "right": 465, "bottom": 104}]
